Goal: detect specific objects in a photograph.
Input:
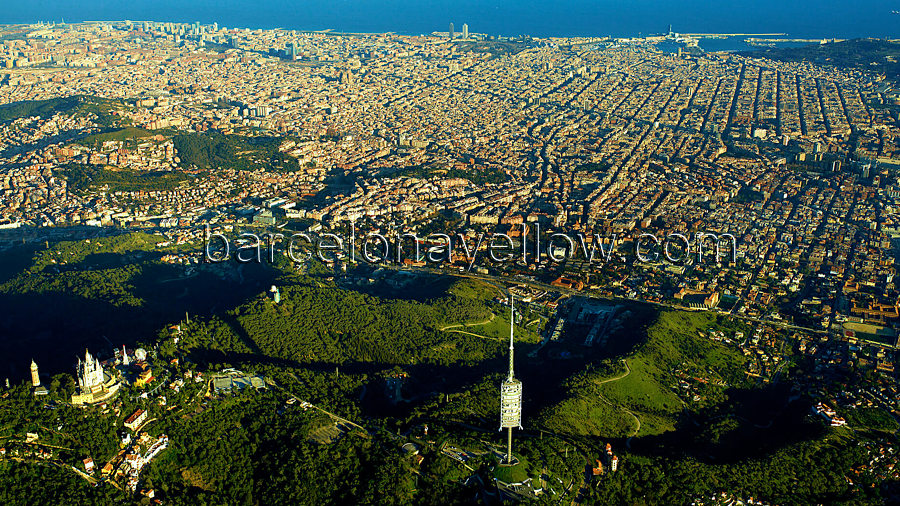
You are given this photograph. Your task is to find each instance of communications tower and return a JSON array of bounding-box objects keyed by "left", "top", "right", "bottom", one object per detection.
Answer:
[{"left": 499, "top": 295, "right": 523, "bottom": 464}]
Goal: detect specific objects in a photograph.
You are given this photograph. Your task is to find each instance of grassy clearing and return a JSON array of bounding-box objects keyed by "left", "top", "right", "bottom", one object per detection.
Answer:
[
  {"left": 540, "top": 391, "right": 638, "bottom": 438},
  {"left": 538, "top": 309, "right": 748, "bottom": 438},
  {"left": 474, "top": 310, "right": 542, "bottom": 344}
]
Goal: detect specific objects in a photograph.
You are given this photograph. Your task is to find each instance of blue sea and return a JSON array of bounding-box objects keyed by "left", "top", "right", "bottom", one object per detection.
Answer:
[{"left": 2, "top": 0, "right": 899, "bottom": 40}]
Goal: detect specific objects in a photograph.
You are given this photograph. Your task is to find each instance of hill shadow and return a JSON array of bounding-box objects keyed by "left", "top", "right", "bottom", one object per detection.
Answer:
[
  {"left": 626, "top": 383, "right": 824, "bottom": 464},
  {"left": 0, "top": 244, "right": 40, "bottom": 284},
  {"left": 0, "top": 291, "right": 144, "bottom": 379},
  {"left": 0, "top": 261, "right": 279, "bottom": 381}
]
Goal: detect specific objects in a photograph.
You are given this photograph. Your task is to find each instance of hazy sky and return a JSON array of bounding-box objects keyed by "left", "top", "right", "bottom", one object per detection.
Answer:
[{"left": 4, "top": 0, "right": 900, "bottom": 38}]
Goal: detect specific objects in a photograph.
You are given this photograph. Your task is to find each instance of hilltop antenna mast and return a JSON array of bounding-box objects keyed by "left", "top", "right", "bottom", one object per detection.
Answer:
[
  {"left": 507, "top": 296, "right": 515, "bottom": 381},
  {"left": 499, "top": 294, "right": 523, "bottom": 464}
]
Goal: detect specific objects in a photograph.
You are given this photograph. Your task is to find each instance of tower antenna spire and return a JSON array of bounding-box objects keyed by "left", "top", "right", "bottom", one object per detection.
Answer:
[{"left": 508, "top": 294, "right": 515, "bottom": 380}]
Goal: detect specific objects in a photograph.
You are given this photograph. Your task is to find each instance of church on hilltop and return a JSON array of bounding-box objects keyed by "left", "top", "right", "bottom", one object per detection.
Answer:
[{"left": 71, "top": 349, "right": 121, "bottom": 405}]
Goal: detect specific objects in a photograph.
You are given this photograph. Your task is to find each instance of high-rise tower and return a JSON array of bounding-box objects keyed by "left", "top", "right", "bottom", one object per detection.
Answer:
[
  {"left": 499, "top": 295, "right": 523, "bottom": 464},
  {"left": 30, "top": 359, "right": 40, "bottom": 387},
  {"left": 31, "top": 359, "right": 48, "bottom": 396},
  {"left": 449, "top": 22, "right": 455, "bottom": 40},
  {"left": 462, "top": 23, "right": 469, "bottom": 39}
]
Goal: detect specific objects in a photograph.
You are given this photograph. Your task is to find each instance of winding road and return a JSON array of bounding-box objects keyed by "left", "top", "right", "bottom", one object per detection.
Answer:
[
  {"left": 597, "top": 358, "right": 632, "bottom": 385},
  {"left": 437, "top": 311, "right": 496, "bottom": 332},
  {"left": 438, "top": 312, "right": 498, "bottom": 340},
  {"left": 595, "top": 359, "right": 642, "bottom": 444}
]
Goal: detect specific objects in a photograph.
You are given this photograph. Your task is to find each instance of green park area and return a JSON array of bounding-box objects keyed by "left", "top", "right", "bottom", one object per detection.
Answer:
[{"left": 0, "top": 232, "right": 895, "bottom": 504}]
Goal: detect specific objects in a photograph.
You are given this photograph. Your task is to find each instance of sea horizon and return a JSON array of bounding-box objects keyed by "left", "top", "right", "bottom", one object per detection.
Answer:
[{"left": 1, "top": 0, "right": 899, "bottom": 41}]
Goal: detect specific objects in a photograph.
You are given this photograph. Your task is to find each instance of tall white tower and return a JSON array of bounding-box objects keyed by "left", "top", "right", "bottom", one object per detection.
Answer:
[
  {"left": 499, "top": 295, "right": 523, "bottom": 464},
  {"left": 462, "top": 23, "right": 469, "bottom": 39},
  {"left": 30, "top": 360, "right": 40, "bottom": 387}
]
